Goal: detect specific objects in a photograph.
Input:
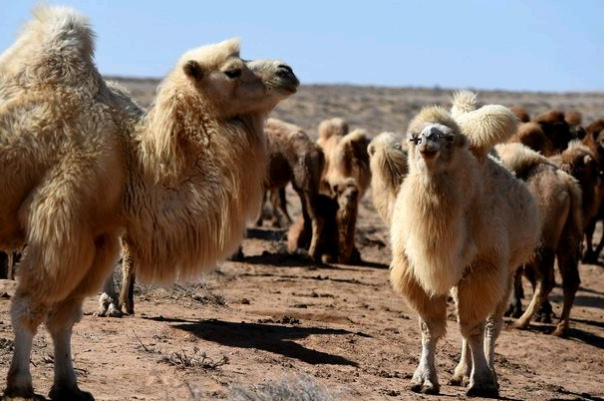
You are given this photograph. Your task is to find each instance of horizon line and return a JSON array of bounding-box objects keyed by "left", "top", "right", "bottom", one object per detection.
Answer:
[{"left": 104, "top": 75, "right": 604, "bottom": 96}]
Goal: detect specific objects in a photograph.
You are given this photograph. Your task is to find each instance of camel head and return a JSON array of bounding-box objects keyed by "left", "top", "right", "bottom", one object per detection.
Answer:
[
  {"left": 332, "top": 177, "right": 359, "bottom": 210},
  {"left": 407, "top": 107, "right": 466, "bottom": 174},
  {"left": 177, "top": 38, "right": 299, "bottom": 118},
  {"left": 368, "top": 132, "right": 408, "bottom": 188}
]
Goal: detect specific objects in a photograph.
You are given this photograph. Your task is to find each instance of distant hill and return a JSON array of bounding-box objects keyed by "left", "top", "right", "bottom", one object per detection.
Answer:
[{"left": 107, "top": 76, "right": 604, "bottom": 137}]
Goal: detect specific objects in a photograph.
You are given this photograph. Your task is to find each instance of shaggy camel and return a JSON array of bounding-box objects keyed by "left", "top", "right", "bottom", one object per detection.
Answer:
[
  {"left": 315, "top": 128, "right": 371, "bottom": 262},
  {"left": 580, "top": 122, "right": 604, "bottom": 262},
  {"left": 286, "top": 175, "right": 360, "bottom": 264},
  {"left": 390, "top": 92, "right": 540, "bottom": 397},
  {"left": 321, "top": 128, "right": 371, "bottom": 198},
  {"left": 496, "top": 143, "right": 583, "bottom": 336},
  {"left": 534, "top": 110, "right": 575, "bottom": 153},
  {"left": 367, "top": 132, "right": 408, "bottom": 226},
  {"left": 256, "top": 119, "right": 325, "bottom": 254},
  {"left": 510, "top": 122, "right": 554, "bottom": 156},
  {"left": 0, "top": 6, "right": 298, "bottom": 400},
  {"left": 287, "top": 194, "right": 339, "bottom": 262},
  {"left": 510, "top": 110, "right": 576, "bottom": 156}
]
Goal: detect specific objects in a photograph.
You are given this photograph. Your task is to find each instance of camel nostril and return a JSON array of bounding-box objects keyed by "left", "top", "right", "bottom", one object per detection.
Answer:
[
  {"left": 276, "top": 64, "right": 295, "bottom": 79},
  {"left": 277, "top": 64, "right": 293, "bottom": 74}
]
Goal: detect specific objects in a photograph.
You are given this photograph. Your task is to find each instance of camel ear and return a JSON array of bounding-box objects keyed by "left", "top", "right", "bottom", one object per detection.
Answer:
[
  {"left": 183, "top": 60, "right": 204, "bottom": 80},
  {"left": 367, "top": 144, "right": 375, "bottom": 157}
]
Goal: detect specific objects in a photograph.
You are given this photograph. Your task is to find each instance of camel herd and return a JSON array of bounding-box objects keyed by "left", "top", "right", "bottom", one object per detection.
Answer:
[{"left": 0, "top": 5, "right": 602, "bottom": 401}]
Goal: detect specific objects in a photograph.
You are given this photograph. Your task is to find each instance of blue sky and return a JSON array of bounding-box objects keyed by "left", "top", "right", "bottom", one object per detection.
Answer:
[{"left": 2, "top": 1, "right": 603, "bottom": 92}]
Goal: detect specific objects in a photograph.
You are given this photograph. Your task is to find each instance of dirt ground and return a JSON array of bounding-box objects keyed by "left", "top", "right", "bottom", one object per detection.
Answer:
[
  {"left": 1, "top": 83, "right": 603, "bottom": 400},
  {"left": 0, "top": 191, "right": 603, "bottom": 401}
]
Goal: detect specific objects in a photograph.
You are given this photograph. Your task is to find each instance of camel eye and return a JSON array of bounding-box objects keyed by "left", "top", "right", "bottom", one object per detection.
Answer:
[
  {"left": 224, "top": 69, "right": 242, "bottom": 79},
  {"left": 438, "top": 132, "right": 454, "bottom": 141},
  {"left": 409, "top": 136, "right": 420, "bottom": 144}
]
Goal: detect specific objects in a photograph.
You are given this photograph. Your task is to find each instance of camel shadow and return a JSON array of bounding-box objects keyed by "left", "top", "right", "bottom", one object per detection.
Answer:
[
  {"left": 549, "top": 293, "right": 604, "bottom": 310},
  {"left": 340, "top": 259, "right": 390, "bottom": 270},
  {"left": 245, "top": 227, "right": 287, "bottom": 241},
  {"left": 523, "top": 324, "right": 604, "bottom": 350},
  {"left": 146, "top": 317, "right": 360, "bottom": 367},
  {"left": 241, "top": 251, "right": 321, "bottom": 268}
]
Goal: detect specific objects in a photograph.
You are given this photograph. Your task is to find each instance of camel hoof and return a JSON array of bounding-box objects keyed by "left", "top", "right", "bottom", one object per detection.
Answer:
[
  {"left": 551, "top": 326, "right": 568, "bottom": 338},
  {"left": 49, "top": 386, "right": 94, "bottom": 401},
  {"left": 94, "top": 305, "right": 124, "bottom": 318},
  {"left": 466, "top": 383, "right": 499, "bottom": 399},
  {"left": 449, "top": 375, "right": 469, "bottom": 387},
  {"left": 409, "top": 380, "right": 439, "bottom": 395},
  {"left": 512, "top": 321, "right": 529, "bottom": 330}
]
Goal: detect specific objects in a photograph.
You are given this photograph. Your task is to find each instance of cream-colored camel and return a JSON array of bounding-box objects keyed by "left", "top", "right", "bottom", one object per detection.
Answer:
[
  {"left": 0, "top": 6, "right": 298, "bottom": 400},
  {"left": 368, "top": 132, "right": 408, "bottom": 226},
  {"left": 390, "top": 92, "right": 540, "bottom": 397}
]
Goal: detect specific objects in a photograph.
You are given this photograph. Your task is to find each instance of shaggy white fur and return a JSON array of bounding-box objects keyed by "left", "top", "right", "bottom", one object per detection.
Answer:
[
  {"left": 0, "top": 5, "right": 298, "bottom": 399},
  {"left": 390, "top": 94, "right": 540, "bottom": 397}
]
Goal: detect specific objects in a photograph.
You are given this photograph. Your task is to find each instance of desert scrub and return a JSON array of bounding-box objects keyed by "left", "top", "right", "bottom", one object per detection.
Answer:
[{"left": 229, "top": 374, "right": 340, "bottom": 401}]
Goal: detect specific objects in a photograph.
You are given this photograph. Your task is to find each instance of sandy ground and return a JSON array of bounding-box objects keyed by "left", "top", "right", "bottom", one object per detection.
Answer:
[
  {"left": 1, "top": 82, "right": 603, "bottom": 400},
  {"left": 0, "top": 191, "right": 603, "bottom": 401}
]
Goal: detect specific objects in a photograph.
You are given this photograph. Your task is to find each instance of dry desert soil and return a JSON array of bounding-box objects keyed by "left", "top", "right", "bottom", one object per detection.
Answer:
[{"left": 0, "top": 81, "right": 603, "bottom": 401}]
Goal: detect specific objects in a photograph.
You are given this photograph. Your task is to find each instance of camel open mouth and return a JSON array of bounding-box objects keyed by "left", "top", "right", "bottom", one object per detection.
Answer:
[{"left": 420, "top": 149, "right": 439, "bottom": 160}]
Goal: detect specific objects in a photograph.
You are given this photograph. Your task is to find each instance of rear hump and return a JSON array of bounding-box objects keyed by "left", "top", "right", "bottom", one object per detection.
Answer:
[{"left": 0, "top": 5, "right": 97, "bottom": 87}]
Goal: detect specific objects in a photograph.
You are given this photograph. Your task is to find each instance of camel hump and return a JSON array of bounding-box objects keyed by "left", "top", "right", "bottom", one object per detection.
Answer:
[
  {"left": 451, "top": 91, "right": 518, "bottom": 158},
  {"left": 0, "top": 5, "right": 96, "bottom": 86}
]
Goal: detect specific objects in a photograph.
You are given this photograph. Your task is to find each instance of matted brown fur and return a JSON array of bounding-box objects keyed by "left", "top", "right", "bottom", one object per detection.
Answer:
[
  {"left": 554, "top": 141, "right": 604, "bottom": 263},
  {"left": 496, "top": 143, "right": 583, "bottom": 337},
  {"left": 583, "top": 118, "right": 604, "bottom": 163},
  {"left": 565, "top": 111, "right": 583, "bottom": 127},
  {"left": 509, "top": 122, "right": 554, "bottom": 156},
  {"left": 511, "top": 106, "right": 531, "bottom": 123},
  {"left": 368, "top": 132, "right": 408, "bottom": 226},
  {"left": 390, "top": 97, "right": 540, "bottom": 396},
  {"left": 0, "top": 6, "right": 298, "bottom": 398},
  {"left": 534, "top": 110, "right": 574, "bottom": 153}
]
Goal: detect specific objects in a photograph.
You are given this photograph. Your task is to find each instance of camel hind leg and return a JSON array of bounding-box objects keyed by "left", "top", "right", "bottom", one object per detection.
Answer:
[
  {"left": 97, "top": 239, "right": 132, "bottom": 317},
  {"left": 582, "top": 218, "right": 598, "bottom": 263},
  {"left": 118, "top": 241, "right": 136, "bottom": 315},
  {"left": 551, "top": 243, "right": 580, "bottom": 337},
  {"left": 514, "top": 248, "right": 555, "bottom": 330}
]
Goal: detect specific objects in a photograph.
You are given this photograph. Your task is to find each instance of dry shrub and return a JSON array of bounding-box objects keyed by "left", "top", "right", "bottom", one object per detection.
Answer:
[{"left": 229, "top": 374, "right": 340, "bottom": 401}]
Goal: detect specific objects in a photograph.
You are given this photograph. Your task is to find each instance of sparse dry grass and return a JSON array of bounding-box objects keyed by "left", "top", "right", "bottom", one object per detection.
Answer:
[
  {"left": 229, "top": 375, "right": 340, "bottom": 401},
  {"left": 159, "top": 347, "right": 229, "bottom": 370}
]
